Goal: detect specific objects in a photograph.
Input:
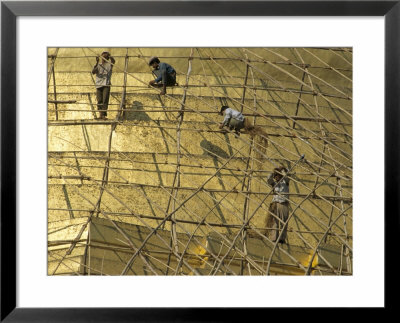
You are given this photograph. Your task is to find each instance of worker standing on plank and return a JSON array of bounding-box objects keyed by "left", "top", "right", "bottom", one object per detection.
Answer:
[
  {"left": 148, "top": 56, "right": 177, "bottom": 95},
  {"left": 266, "top": 166, "right": 290, "bottom": 243},
  {"left": 92, "top": 51, "right": 115, "bottom": 119},
  {"left": 219, "top": 105, "right": 245, "bottom": 136}
]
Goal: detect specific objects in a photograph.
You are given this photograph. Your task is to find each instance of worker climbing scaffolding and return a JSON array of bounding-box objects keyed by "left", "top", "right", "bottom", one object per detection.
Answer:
[
  {"left": 219, "top": 105, "right": 245, "bottom": 136},
  {"left": 148, "top": 56, "right": 178, "bottom": 95},
  {"left": 91, "top": 51, "right": 115, "bottom": 119}
]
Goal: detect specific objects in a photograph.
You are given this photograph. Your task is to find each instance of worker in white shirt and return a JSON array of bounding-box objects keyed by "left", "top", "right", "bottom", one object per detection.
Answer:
[{"left": 219, "top": 105, "right": 245, "bottom": 136}]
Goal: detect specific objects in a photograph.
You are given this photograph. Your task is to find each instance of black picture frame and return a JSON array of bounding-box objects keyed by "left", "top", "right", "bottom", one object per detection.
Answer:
[{"left": 1, "top": 1, "right": 397, "bottom": 321}]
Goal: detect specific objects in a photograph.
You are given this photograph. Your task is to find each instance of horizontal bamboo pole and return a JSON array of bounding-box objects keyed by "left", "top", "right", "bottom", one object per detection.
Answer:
[
  {"left": 48, "top": 162, "right": 351, "bottom": 182},
  {"left": 48, "top": 82, "right": 351, "bottom": 100},
  {"left": 48, "top": 207, "right": 352, "bottom": 238},
  {"left": 49, "top": 240, "right": 351, "bottom": 274},
  {"left": 48, "top": 151, "right": 352, "bottom": 186},
  {"left": 48, "top": 106, "right": 352, "bottom": 126},
  {"left": 48, "top": 100, "right": 77, "bottom": 104},
  {"left": 48, "top": 53, "right": 352, "bottom": 72},
  {"left": 47, "top": 120, "right": 350, "bottom": 142},
  {"left": 48, "top": 91, "right": 353, "bottom": 115},
  {"left": 48, "top": 180, "right": 352, "bottom": 203}
]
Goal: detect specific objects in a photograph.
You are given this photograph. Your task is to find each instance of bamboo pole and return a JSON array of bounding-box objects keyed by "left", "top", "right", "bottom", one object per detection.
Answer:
[
  {"left": 48, "top": 52, "right": 352, "bottom": 72},
  {"left": 48, "top": 208, "right": 353, "bottom": 238},
  {"left": 292, "top": 70, "right": 307, "bottom": 129},
  {"left": 171, "top": 48, "right": 194, "bottom": 272},
  {"left": 48, "top": 82, "right": 351, "bottom": 100},
  {"left": 51, "top": 49, "right": 59, "bottom": 120},
  {"left": 47, "top": 162, "right": 352, "bottom": 182},
  {"left": 46, "top": 106, "right": 352, "bottom": 125}
]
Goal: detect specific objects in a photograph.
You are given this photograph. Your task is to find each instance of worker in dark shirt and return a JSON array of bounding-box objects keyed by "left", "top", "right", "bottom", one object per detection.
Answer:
[{"left": 148, "top": 56, "right": 177, "bottom": 95}]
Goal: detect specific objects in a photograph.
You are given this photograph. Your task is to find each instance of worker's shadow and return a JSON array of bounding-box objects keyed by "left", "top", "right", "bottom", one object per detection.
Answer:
[
  {"left": 200, "top": 139, "right": 229, "bottom": 159},
  {"left": 200, "top": 139, "right": 232, "bottom": 235},
  {"left": 123, "top": 101, "right": 151, "bottom": 121}
]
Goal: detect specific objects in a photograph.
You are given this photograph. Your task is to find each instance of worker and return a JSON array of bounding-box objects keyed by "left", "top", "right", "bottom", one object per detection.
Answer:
[
  {"left": 92, "top": 51, "right": 115, "bottom": 119},
  {"left": 148, "top": 56, "right": 177, "bottom": 95},
  {"left": 219, "top": 105, "right": 245, "bottom": 136},
  {"left": 266, "top": 166, "right": 290, "bottom": 243}
]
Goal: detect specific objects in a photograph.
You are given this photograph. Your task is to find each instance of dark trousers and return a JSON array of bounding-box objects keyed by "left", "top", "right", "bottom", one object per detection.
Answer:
[
  {"left": 96, "top": 86, "right": 110, "bottom": 117},
  {"left": 161, "top": 71, "right": 176, "bottom": 86},
  {"left": 265, "top": 201, "right": 289, "bottom": 243}
]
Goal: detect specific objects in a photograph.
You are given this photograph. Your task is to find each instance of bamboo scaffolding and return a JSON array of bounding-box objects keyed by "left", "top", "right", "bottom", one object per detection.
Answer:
[
  {"left": 50, "top": 162, "right": 199, "bottom": 276},
  {"left": 218, "top": 50, "right": 353, "bottom": 151},
  {"left": 301, "top": 48, "right": 352, "bottom": 83},
  {"left": 48, "top": 83, "right": 351, "bottom": 101},
  {"left": 66, "top": 50, "right": 354, "bottom": 274},
  {"left": 211, "top": 155, "right": 309, "bottom": 275},
  {"left": 239, "top": 56, "right": 255, "bottom": 275},
  {"left": 51, "top": 125, "right": 352, "bottom": 268},
  {"left": 48, "top": 153, "right": 352, "bottom": 203},
  {"left": 48, "top": 150, "right": 351, "bottom": 169},
  {"left": 98, "top": 72, "right": 354, "bottom": 260},
  {"left": 48, "top": 48, "right": 60, "bottom": 120},
  {"left": 261, "top": 48, "right": 352, "bottom": 100},
  {"left": 51, "top": 135, "right": 306, "bottom": 275},
  {"left": 50, "top": 141, "right": 243, "bottom": 275},
  {"left": 48, "top": 47, "right": 352, "bottom": 275},
  {"left": 204, "top": 49, "right": 352, "bottom": 164},
  {"left": 50, "top": 53, "right": 234, "bottom": 272},
  {"left": 48, "top": 52, "right": 352, "bottom": 72},
  {"left": 48, "top": 107, "right": 352, "bottom": 126},
  {"left": 50, "top": 97, "right": 354, "bottom": 213},
  {"left": 326, "top": 142, "right": 352, "bottom": 272},
  {"left": 50, "top": 101, "right": 354, "bottom": 214},
  {"left": 170, "top": 49, "right": 194, "bottom": 273},
  {"left": 47, "top": 163, "right": 352, "bottom": 183},
  {"left": 220, "top": 49, "right": 352, "bottom": 138},
  {"left": 48, "top": 208, "right": 353, "bottom": 238}
]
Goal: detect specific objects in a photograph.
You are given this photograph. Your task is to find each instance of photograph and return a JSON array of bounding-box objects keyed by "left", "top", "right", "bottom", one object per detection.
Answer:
[{"left": 47, "top": 47, "right": 353, "bottom": 276}]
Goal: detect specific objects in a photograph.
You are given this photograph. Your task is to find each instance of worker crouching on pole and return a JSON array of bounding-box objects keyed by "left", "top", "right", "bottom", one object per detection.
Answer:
[
  {"left": 266, "top": 166, "right": 290, "bottom": 243},
  {"left": 92, "top": 51, "right": 115, "bottom": 120},
  {"left": 148, "top": 56, "right": 177, "bottom": 95},
  {"left": 219, "top": 105, "right": 245, "bottom": 137}
]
